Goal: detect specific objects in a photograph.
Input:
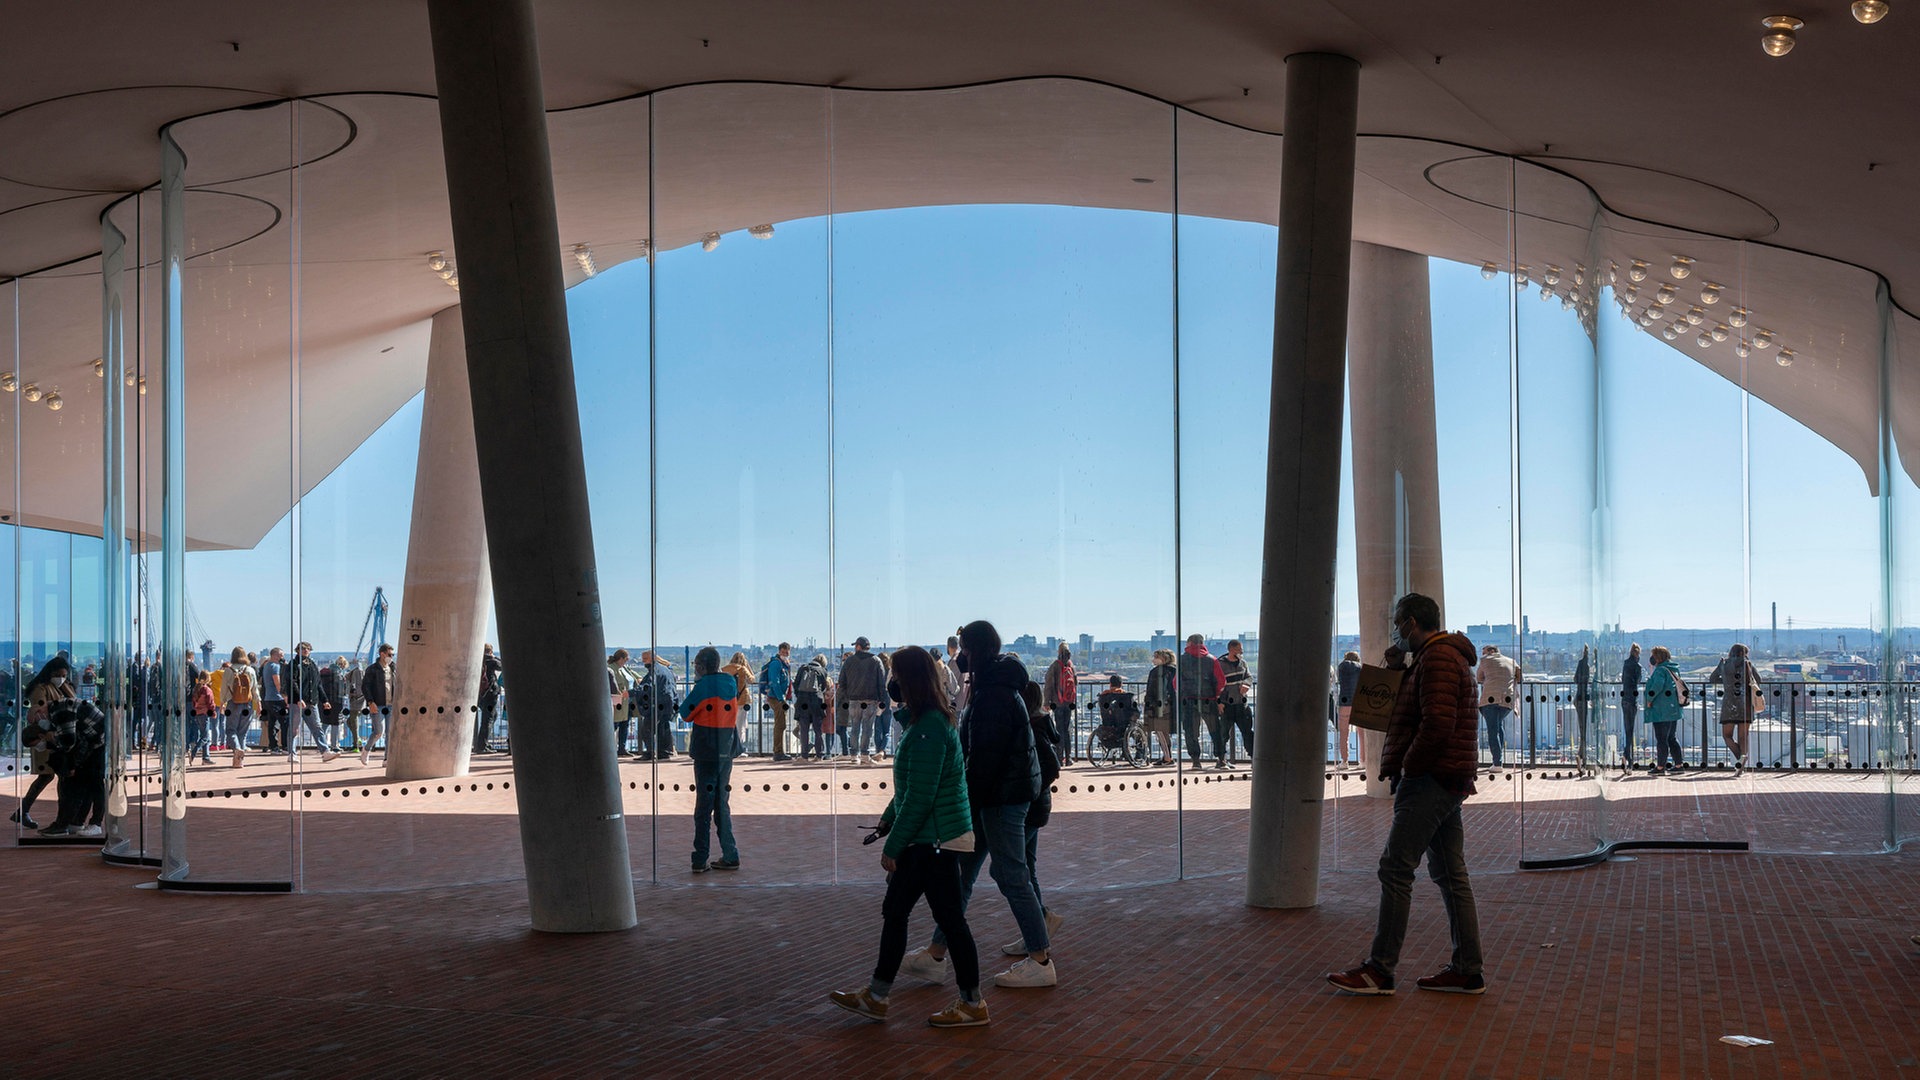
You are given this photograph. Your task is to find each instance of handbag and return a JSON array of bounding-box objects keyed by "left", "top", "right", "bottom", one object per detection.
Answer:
[{"left": 1348, "top": 664, "right": 1404, "bottom": 732}]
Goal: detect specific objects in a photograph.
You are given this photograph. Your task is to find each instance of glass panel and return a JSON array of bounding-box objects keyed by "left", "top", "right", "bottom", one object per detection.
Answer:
[
  {"left": 166, "top": 103, "right": 300, "bottom": 886},
  {"left": 552, "top": 93, "right": 654, "bottom": 883},
  {"left": 1889, "top": 307, "right": 1920, "bottom": 847},
  {"left": 652, "top": 84, "right": 832, "bottom": 882},
  {"left": 832, "top": 80, "right": 1178, "bottom": 891},
  {"left": 0, "top": 280, "right": 18, "bottom": 833},
  {"left": 1510, "top": 159, "right": 1603, "bottom": 863}
]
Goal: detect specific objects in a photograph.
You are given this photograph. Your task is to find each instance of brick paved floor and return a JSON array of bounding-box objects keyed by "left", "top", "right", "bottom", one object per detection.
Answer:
[{"left": 7, "top": 756, "right": 1920, "bottom": 1078}]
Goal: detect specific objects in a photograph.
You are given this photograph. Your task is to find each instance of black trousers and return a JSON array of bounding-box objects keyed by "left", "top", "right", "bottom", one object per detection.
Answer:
[
  {"left": 1220, "top": 700, "right": 1253, "bottom": 759},
  {"left": 1179, "top": 701, "right": 1214, "bottom": 765},
  {"left": 874, "top": 845, "right": 980, "bottom": 994}
]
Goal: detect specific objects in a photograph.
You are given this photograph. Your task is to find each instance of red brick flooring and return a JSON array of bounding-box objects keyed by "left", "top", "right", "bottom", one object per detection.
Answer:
[{"left": 6, "top": 756, "right": 1920, "bottom": 1077}]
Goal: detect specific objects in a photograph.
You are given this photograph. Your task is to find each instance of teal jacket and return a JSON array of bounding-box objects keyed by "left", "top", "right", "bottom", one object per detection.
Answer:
[
  {"left": 878, "top": 707, "right": 972, "bottom": 860},
  {"left": 1644, "top": 661, "right": 1684, "bottom": 724}
]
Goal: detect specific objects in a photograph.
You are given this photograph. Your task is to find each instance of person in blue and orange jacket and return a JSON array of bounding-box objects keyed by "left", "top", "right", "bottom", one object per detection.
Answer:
[{"left": 680, "top": 646, "right": 743, "bottom": 873}]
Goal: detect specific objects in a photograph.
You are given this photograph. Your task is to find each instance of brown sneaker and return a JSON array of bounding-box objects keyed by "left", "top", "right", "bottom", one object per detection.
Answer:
[
  {"left": 1415, "top": 966, "right": 1486, "bottom": 994},
  {"left": 1326, "top": 961, "right": 1395, "bottom": 996},
  {"left": 828, "top": 987, "right": 888, "bottom": 1022},
  {"left": 927, "top": 997, "right": 989, "bottom": 1028}
]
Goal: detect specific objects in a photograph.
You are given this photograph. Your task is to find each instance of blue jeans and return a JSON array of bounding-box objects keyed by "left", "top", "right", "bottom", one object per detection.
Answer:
[
  {"left": 1369, "top": 774, "right": 1483, "bottom": 978},
  {"left": 691, "top": 754, "right": 737, "bottom": 867},
  {"left": 930, "top": 801, "right": 1050, "bottom": 954},
  {"left": 1478, "top": 705, "right": 1510, "bottom": 765}
]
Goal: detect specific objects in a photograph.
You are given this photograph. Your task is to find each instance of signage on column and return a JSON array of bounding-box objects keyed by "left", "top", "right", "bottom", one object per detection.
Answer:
[{"left": 407, "top": 615, "right": 429, "bottom": 647}]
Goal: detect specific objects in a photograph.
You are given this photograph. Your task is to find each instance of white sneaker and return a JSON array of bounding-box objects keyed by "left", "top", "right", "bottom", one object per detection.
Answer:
[
  {"left": 321, "top": 751, "right": 340, "bottom": 762},
  {"left": 992, "top": 957, "right": 1057, "bottom": 988},
  {"left": 898, "top": 948, "right": 950, "bottom": 984},
  {"left": 1001, "top": 936, "right": 1030, "bottom": 956},
  {"left": 1045, "top": 909, "right": 1064, "bottom": 938}
]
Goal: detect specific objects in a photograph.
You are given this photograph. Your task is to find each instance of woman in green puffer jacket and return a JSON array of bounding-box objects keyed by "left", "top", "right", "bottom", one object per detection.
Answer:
[{"left": 829, "top": 645, "right": 988, "bottom": 1029}]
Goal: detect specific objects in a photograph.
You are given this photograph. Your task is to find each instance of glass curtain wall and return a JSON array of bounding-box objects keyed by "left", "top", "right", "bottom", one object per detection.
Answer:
[{"left": 20, "top": 78, "right": 1920, "bottom": 893}]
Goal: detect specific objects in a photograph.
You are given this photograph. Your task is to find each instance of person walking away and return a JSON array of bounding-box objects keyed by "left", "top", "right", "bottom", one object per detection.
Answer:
[
  {"left": 1177, "top": 634, "right": 1224, "bottom": 768},
  {"left": 360, "top": 644, "right": 395, "bottom": 765},
  {"left": 1143, "top": 649, "right": 1176, "bottom": 765},
  {"left": 1573, "top": 644, "right": 1592, "bottom": 771},
  {"left": 1004, "top": 679, "right": 1065, "bottom": 957},
  {"left": 838, "top": 637, "right": 887, "bottom": 765},
  {"left": 189, "top": 671, "right": 218, "bottom": 764},
  {"left": 1619, "top": 643, "right": 1644, "bottom": 769},
  {"left": 681, "top": 647, "right": 742, "bottom": 872},
  {"left": 1474, "top": 645, "right": 1519, "bottom": 769},
  {"left": 474, "top": 644, "right": 503, "bottom": 755},
  {"left": 1718, "top": 642, "right": 1761, "bottom": 775},
  {"left": 224, "top": 647, "right": 258, "bottom": 768},
  {"left": 635, "top": 651, "right": 677, "bottom": 760},
  {"left": 945, "top": 636, "right": 967, "bottom": 710},
  {"left": 760, "top": 642, "right": 795, "bottom": 761},
  {"left": 319, "top": 657, "right": 349, "bottom": 760},
  {"left": 828, "top": 645, "right": 988, "bottom": 1028},
  {"left": 724, "top": 652, "right": 756, "bottom": 756},
  {"left": 609, "top": 650, "right": 636, "bottom": 756},
  {"left": 1327, "top": 592, "right": 1486, "bottom": 996},
  {"left": 898, "top": 619, "right": 1058, "bottom": 990},
  {"left": 1642, "top": 646, "right": 1688, "bottom": 774},
  {"left": 1218, "top": 640, "right": 1254, "bottom": 768},
  {"left": 792, "top": 653, "right": 830, "bottom": 760},
  {"left": 1334, "top": 651, "right": 1362, "bottom": 767},
  {"left": 346, "top": 660, "right": 366, "bottom": 751},
  {"left": 1043, "top": 644, "right": 1078, "bottom": 766}
]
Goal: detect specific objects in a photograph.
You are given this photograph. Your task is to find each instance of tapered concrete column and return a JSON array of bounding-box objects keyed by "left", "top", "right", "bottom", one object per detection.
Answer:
[
  {"left": 387, "top": 306, "right": 493, "bottom": 781},
  {"left": 428, "top": 0, "right": 635, "bottom": 932},
  {"left": 1247, "top": 52, "right": 1359, "bottom": 910},
  {"left": 1348, "top": 242, "right": 1446, "bottom": 799}
]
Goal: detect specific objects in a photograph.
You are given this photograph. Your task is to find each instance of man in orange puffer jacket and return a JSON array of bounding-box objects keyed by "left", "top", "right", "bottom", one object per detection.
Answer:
[{"left": 1326, "top": 592, "right": 1487, "bottom": 998}]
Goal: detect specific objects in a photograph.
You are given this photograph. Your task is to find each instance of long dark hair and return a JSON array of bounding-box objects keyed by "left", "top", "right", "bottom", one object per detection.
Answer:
[
  {"left": 891, "top": 645, "right": 953, "bottom": 725},
  {"left": 24, "top": 655, "right": 72, "bottom": 695}
]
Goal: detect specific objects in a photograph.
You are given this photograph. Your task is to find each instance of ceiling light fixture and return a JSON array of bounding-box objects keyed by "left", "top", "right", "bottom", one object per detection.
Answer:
[
  {"left": 1697, "top": 332, "right": 1715, "bottom": 348},
  {"left": 1655, "top": 283, "right": 1677, "bottom": 305},
  {"left": 124, "top": 373, "right": 135, "bottom": 387},
  {"left": 1754, "top": 329, "right": 1775, "bottom": 349},
  {"left": 1480, "top": 261, "right": 1498, "bottom": 279},
  {"left": 1853, "top": 0, "right": 1890, "bottom": 23},
  {"left": 0, "top": 372, "right": 14, "bottom": 392},
  {"left": 701, "top": 232, "right": 721, "bottom": 253},
  {"left": 427, "top": 251, "right": 459, "bottom": 291},
  {"left": 1574, "top": 264, "right": 1587, "bottom": 286},
  {"left": 1606, "top": 261, "right": 1619, "bottom": 286},
  {"left": 1735, "top": 340, "right": 1752, "bottom": 358},
  {"left": 426, "top": 251, "right": 448, "bottom": 273},
  {"left": 1628, "top": 260, "right": 1649, "bottom": 282},
  {"left": 1669, "top": 256, "right": 1694, "bottom": 280},
  {"left": 572, "top": 243, "right": 597, "bottom": 278},
  {"left": 1729, "top": 307, "right": 1750, "bottom": 328},
  {"left": 1700, "top": 282, "right": 1723, "bottom": 304},
  {"left": 1761, "top": 15, "right": 1804, "bottom": 56},
  {"left": 1711, "top": 324, "right": 1730, "bottom": 342},
  {"left": 1544, "top": 265, "right": 1562, "bottom": 285},
  {"left": 1662, "top": 324, "right": 1680, "bottom": 341},
  {"left": 23, "top": 382, "right": 41, "bottom": 403},
  {"left": 1685, "top": 306, "right": 1706, "bottom": 326},
  {"left": 92, "top": 358, "right": 104, "bottom": 378},
  {"left": 1540, "top": 283, "right": 1554, "bottom": 300},
  {"left": 137, "top": 376, "right": 147, "bottom": 395},
  {"left": 1777, "top": 347, "right": 1796, "bottom": 366},
  {"left": 45, "top": 388, "right": 62, "bottom": 412},
  {"left": 748, "top": 224, "right": 775, "bottom": 240}
]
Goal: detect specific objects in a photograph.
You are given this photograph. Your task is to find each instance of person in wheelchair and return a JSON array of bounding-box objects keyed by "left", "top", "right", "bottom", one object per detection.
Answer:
[{"left": 1091, "top": 675, "right": 1145, "bottom": 766}]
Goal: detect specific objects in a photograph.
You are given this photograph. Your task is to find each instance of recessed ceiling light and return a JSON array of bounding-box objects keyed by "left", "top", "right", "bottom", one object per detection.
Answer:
[
  {"left": 1761, "top": 15, "right": 1804, "bottom": 57},
  {"left": 1628, "top": 260, "right": 1649, "bottom": 282},
  {"left": 702, "top": 232, "right": 721, "bottom": 253}
]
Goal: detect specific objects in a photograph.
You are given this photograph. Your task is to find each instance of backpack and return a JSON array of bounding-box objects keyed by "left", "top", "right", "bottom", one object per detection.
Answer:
[
  {"left": 232, "top": 666, "right": 254, "bottom": 703},
  {"left": 1673, "top": 672, "right": 1691, "bottom": 707},
  {"left": 794, "top": 664, "right": 825, "bottom": 697}
]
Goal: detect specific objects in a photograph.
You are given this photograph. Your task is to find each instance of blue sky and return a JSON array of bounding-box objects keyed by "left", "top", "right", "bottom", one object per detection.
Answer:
[{"left": 174, "top": 203, "right": 1887, "bottom": 653}]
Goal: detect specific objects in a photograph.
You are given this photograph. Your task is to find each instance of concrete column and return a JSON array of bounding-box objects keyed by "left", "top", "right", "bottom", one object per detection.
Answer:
[
  {"left": 1246, "top": 53, "right": 1359, "bottom": 910},
  {"left": 386, "top": 306, "right": 493, "bottom": 781},
  {"left": 428, "top": 0, "right": 635, "bottom": 932},
  {"left": 1348, "top": 242, "right": 1446, "bottom": 799}
]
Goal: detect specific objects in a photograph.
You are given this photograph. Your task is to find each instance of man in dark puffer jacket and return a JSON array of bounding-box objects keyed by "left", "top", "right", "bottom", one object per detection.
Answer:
[{"left": 1327, "top": 592, "right": 1487, "bottom": 997}]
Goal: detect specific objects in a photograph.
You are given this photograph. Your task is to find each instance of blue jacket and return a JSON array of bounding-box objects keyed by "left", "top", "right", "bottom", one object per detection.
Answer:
[
  {"left": 759, "top": 655, "right": 792, "bottom": 698},
  {"left": 1644, "top": 661, "right": 1684, "bottom": 724}
]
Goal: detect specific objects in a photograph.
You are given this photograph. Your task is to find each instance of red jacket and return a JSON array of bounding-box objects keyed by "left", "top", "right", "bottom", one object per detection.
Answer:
[{"left": 1380, "top": 631, "right": 1480, "bottom": 793}]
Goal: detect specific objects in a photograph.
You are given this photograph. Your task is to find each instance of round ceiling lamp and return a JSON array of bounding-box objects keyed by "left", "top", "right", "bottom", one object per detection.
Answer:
[
  {"left": 1669, "top": 255, "right": 1693, "bottom": 279},
  {"left": 1853, "top": 1, "right": 1890, "bottom": 23},
  {"left": 1480, "top": 261, "right": 1498, "bottom": 279},
  {"left": 1761, "top": 16, "right": 1804, "bottom": 56}
]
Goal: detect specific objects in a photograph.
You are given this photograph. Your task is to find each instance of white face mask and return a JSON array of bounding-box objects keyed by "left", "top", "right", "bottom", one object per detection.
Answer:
[{"left": 51, "top": 676, "right": 67, "bottom": 687}]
